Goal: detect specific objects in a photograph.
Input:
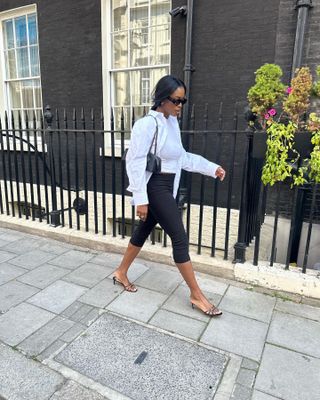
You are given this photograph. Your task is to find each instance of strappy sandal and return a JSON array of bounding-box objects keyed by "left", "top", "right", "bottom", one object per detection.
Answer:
[
  {"left": 112, "top": 276, "right": 138, "bottom": 292},
  {"left": 191, "top": 302, "right": 222, "bottom": 316}
]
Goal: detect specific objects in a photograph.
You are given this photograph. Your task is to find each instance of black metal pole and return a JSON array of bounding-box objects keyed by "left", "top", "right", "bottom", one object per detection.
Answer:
[
  {"left": 44, "top": 105, "right": 60, "bottom": 227},
  {"left": 291, "top": 0, "right": 313, "bottom": 78},
  {"left": 172, "top": 0, "right": 195, "bottom": 208},
  {"left": 233, "top": 127, "right": 254, "bottom": 263}
]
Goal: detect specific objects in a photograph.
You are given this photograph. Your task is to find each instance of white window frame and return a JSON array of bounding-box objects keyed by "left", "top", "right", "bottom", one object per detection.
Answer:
[
  {"left": 0, "top": 4, "right": 43, "bottom": 151},
  {"left": 101, "top": 0, "right": 171, "bottom": 157}
]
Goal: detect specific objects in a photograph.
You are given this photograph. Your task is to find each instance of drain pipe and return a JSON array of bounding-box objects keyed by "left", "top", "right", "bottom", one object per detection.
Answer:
[
  {"left": 291, "top": 0, "right": 313, "bottom": 77},
  {"left": 289, "top": 0, "right": 313, "bottom": 264},
  {"left": 170, "top": 1, "right": 195, "bottom": 208},
  {"left": 181, "top": 0, "right": 194, "bottom": 133}
]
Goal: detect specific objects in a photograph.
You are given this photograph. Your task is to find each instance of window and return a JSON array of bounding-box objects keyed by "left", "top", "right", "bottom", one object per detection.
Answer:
[
  {"left": 102, "top": 0, "right": 171, "bottom": 143},
  {"left": 0, "top": 5, "right": 42, "bottom": 129}
]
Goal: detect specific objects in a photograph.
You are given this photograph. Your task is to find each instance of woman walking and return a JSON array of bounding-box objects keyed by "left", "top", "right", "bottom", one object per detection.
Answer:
[{"left": 113, "top": 75, "right": 226, "bottom": 316}]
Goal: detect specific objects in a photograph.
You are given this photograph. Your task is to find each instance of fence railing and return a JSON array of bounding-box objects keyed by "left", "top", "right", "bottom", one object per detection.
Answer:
[{"left": 0, "top": 105, "right": 318, "bottom": 272}]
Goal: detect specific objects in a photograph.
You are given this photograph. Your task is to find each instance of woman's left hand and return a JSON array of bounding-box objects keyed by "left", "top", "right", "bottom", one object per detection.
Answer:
[{"left": 215, "top": 167, "right": 226, "bottom": 181}]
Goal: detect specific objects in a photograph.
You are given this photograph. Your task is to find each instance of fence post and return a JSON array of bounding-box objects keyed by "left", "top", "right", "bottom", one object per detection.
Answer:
[
  {"left": 233, "top": 126, "right": 254, "bottom": 263},
  {"left": 44, "top": 105, "right": 60, "bottom": 227}
]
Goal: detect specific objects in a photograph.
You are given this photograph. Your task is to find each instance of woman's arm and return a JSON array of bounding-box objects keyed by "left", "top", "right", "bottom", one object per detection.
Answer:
[
  {"left": 126, "top": 117, "right": 156, "bottom": 205},
  {"left": 181, "top": 149, "right": 225, "bottom": 179}
]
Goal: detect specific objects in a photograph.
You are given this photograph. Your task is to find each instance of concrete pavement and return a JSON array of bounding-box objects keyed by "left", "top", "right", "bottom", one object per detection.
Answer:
[{"left": 0, "top": 226, "right": 320, "bottom": 400}]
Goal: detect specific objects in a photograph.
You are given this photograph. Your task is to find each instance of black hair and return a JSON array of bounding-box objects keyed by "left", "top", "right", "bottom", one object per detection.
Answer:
[{"left": 151, "top": 75, "right": 186, "bottom": 110}]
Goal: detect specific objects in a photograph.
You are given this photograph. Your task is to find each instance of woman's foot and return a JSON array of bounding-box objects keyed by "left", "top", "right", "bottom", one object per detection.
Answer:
[
  {"left": 112, "top": 270, "right": 137, "bottom": 292},
  {"left": 190, "top": 294, "right": 222, "bottom": 316}
]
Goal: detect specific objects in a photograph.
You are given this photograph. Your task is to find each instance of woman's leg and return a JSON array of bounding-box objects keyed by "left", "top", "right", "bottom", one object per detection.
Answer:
[
  {"left": 113, "top": 210, "right": 157, "bottom": 290},
  {"left": 176, "top": 261, "right": 219, "bottom": 313},
  {"left": 148, "top": 182, "right": 220, "bottom": 313}
]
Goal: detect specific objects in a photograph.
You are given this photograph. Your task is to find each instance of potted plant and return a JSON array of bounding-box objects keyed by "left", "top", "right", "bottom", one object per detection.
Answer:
[{"left": 247, "top": 63, "right": 320, "bottom": 186}]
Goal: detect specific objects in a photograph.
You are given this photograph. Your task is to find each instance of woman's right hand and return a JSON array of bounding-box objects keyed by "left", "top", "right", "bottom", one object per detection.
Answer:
[{"left": 136, "top": 205, "right": 148, "bottom": 222}]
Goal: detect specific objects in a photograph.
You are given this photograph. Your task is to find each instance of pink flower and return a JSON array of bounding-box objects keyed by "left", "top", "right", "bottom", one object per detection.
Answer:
[
  {"left": 286, "top": 87, "right": 292, "bottom": 94},
  {"left": 268, "top": 108, "right": 277, "bottom": 116},
  {"left": 264, "top": 113, "right": 270, "bottom": 119}
]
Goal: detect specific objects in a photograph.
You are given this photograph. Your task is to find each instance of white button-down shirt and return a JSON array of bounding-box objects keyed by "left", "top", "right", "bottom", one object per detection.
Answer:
[{"left": 126, "top": 109, "right": 220, "bottom": 206}]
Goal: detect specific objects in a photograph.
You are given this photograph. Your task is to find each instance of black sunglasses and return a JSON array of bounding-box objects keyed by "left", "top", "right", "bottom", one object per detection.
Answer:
[{"left": 167, "top": 96, "right": 188, "bottom": 106}]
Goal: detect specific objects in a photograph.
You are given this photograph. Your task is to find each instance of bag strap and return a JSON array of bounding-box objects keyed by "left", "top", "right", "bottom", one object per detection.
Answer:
[{"left": 145, "top": 115, "right": 158, "bottom": 154}]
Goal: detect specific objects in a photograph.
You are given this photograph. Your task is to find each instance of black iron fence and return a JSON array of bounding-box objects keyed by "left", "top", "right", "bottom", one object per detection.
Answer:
[{"left": 0, "top": 105, "right": 318, "bottom": 271}]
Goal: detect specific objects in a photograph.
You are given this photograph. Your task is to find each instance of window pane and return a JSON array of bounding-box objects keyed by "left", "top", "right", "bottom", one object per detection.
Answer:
[
  {"left": 131, "top": 70, "right": 151, "bottom": 105},
  {"left": 113, "top": 72, "right": 130, "bottom": 106},
  {"left": 8, "top": 81, "right": 22, "bottom": 108},
  {"left": 5, "top": 49, "right": 17, "bottom": 79},
  {"left": 17, "top": 48, "right": 30, "bottom": 77},
  {"left": 28, "top": 14, "right": 38, "bottom": 45},
  {"left": 130, "top": 28, "right": 148, "bottom": 67},
  {"left": 30, "top": 45, "right": 40, "bottom": 76},
  {"left": 150, "top": 25, "right": 170, "bottom": 65},
  {"left": 151, "top": 0, "right": 170, "bottom": 26},
  {"left": 112, "top": 0, "right": 128, "bottom": 32},
  {"left": 130, "top": 0, "right": 149, "bottom": 29},
  {"left": 21, "top": 80, "right": 34, "bottom": 108},
  {"left": 112, "top": 32, "right": 128, "bottom": 68},
  {"left": 3, "top": 19, "right": 14, "bottom": 49},
  {"left": 34, "top": 79, "right": 42, "bottom": 108},
  {"left": 150, "top": 66, "right": 169, "bottom": 92},
  {"left": 15, "top": 16, "right": 27, "bottom": 47},
  {"left": 114, "top": 106, "right": 130, "bottom": 138}
]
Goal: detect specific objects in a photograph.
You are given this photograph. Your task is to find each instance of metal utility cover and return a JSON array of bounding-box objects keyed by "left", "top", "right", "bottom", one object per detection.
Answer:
[{"left": 55, "top": 313, "right": 227, "bottom": 400}]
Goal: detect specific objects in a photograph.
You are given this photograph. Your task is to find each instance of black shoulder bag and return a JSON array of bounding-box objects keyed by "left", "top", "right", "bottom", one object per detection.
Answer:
[{"left": 122, "top": 114, "right": 161, "bottom": 173}]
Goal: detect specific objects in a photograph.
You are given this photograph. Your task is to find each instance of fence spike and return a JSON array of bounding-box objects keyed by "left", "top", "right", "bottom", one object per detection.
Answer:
[
  {"left": 132, "top": 107, "right": 135, "bottom": 127},
  {"left": 81, "top": 107, "right": 85, "bottom": 123}
]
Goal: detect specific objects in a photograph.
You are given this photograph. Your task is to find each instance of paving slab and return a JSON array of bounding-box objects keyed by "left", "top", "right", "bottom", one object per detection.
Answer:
[
  {"left": 55, "top": 313, "right": 227, "bottom": 400},
  {"left": 267, "top": 311, "right": 320, "bottom": 358},
  {"left": 3, "top": 237, "right": 43, "bottom": 254},
  {"left": 231, "top": 383, "right": 252, "bottom": 399},
  {"left": 51, "top": 380, "right": 108, "bottom": 400},
  {"left": 48, "top": 250, "right": 94, "bottom": 270},
  {"left": 255, "top": 344, "right": 320, "bottom": 400},
  {"left": 275, "top": 298, "right": 320, "bottom": 322},
  {"left": 0, "top": 230, "right": 25, "bottom": 242},
  {"left": 0, "top": 249, "right": 16, "bottom": 263},
  {"left": 39, "top": 240, "right": 71, "bottom": 255},
  {"left": 149, "top": 309, "right": 207, "bottom": 340},
  {"left": 0, "top": 238, "right": 11, "bottom": 248},
  {"left": 134, "top": 266, "right": 183, "bottom": 294},
  {"left": 219, "top": 286, "right": 276, "bottom": 323},
  {"left": 89, "top": 251, "right": 123, "bottom": 267},
  {"left": 0, "top": 280, "right": 39, "bottom": 312},
  {"left": 38, "top": 339, "right": 67, "bottom": 362},
  {"left": 63, "top": 263, "right": 114, "bottom": 288},
  {"left": 0, "top": 262, "right": 28, "bottom": 285},
  {"left": 0, "top": 302, "right": 55, "bottom": 346},
  {"left": 200, "top": 311, "right": 268, "bottom": 362},
  {"left": 236, "top": 368, "right": 256, "bottom": 388},
  {"left": 0, "top": 343, "right": 64, "bottom": 400},
  {"left": 162, "top": 285, "right": 222, "bottom": 322},
  {"left": 18, "top": 316, "right": 74, "bottom": 356},
  {"left": 79, "top": 278, "right": 123, "bottom": 308},
  {"left": 60, "top": 323, "right": 87, "bottom": 342},
  {"left": 252, "top": 390, "right": 281, "bottom": 400},
  {"left": 182, "top": 273, "right": 229, "bottom": 295},
  {"left": 27, "top": 280, "right": 87, "bottom": 314},
  {"left": 8, "top": 249, "right": 57, "bottom": 270},
  {"left": 17, "top": 264, "right": 70, "bottom": 288},
  {"left": 106, "top": 286, "right": 167, "bottom": 322}
]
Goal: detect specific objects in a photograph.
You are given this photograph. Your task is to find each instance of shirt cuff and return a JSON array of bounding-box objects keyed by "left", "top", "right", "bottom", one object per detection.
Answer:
[
  {"left": 132, "top": 191, "right": 149, "bottom": 206},
  {"left": 207, "top": 162, "right": 220, "bottom": 178}
]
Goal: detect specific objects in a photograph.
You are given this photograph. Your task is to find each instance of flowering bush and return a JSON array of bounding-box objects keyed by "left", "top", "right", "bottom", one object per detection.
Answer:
[{"left": 247, "top": 64, "right": 320, "bottom": 186}]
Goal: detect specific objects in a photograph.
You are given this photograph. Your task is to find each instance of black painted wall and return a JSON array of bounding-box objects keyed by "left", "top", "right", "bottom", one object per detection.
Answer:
[{"left": 0, "top": 0, "right": 103, "bottom": 111}]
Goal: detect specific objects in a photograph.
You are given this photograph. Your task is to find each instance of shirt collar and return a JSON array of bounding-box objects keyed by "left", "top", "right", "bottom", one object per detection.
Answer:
[{"left": 148, "top": 109, "right": 176, "bottom": 123}]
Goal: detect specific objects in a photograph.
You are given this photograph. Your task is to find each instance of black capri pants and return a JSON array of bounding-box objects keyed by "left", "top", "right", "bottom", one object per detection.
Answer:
[{"left": 130, "top": 173, "right": 190, "bottom": 264}]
